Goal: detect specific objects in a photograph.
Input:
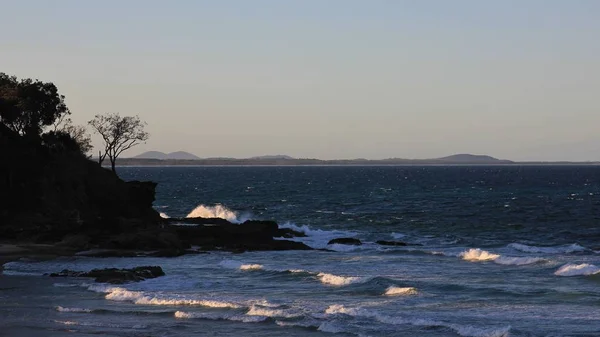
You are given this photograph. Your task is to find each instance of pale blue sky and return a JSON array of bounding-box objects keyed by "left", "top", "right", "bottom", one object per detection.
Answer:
[{"left": 2, "top": 0, "right": 599, "bottom": 160}]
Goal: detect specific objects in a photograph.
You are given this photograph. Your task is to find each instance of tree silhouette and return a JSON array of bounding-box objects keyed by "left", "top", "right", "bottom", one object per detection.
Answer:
[
  {"left": 88, "top": 113, "right": 149, "bottom": 172},
  {"left": 0, "top": 72, "right": 70, "bottom": 137}
]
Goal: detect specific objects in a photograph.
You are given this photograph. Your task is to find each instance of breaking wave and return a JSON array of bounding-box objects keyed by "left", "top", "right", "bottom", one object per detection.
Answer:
[
  {"left": 325, "top": 304, "right": 510, "bottom": 337},
  {"left": 219, "top": 260, "right": 264, "bottom": 271},
  {"left": 508, "top": 243, "right": 587, "bottom": 254},
  {"left": 87, "top": 285, "right": 242, "bottom": 309},
  {"left": 174, "top": 311, "right": 267, "bottom": 323},
  {"left": 460, "top": 249, "right": 500, "bottom": 261},
  {"left": 159, "top": 212, "right": 170, "bottom": 219},
  {"left": 186, "top": 204, "right": 248, "bottom": 223},
  {"left": 246, "top": 304, "right": 303, "bottom": 319},
  {"left": 317, "top": 272, "right": 367, "bottom": 286},
  {"left": 384, "top": 286, "right": 418, "bottom": 296},
  {"left": 554, "top": 263, "right": 600, "bottom": 276},
  {"left": 278, "top": 222, "right": 358, "bottom": 249},
  {"left": 460, "top": 248, "right": 544, "bottom": 265}
]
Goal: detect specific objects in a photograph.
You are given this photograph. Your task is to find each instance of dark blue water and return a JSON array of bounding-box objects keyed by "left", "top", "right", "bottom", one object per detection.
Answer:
[
  {"left": 3, "top": 166, "right": 600, "bottom": 337},
  {"left": 123, "top": 166, "right": 600, "bottom": 247}
]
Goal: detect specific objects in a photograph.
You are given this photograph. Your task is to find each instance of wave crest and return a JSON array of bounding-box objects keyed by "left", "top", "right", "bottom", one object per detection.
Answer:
[
  {"left": 325, "top": 304, "right": 510, "bottom": 337},
  {"left": 56, "top": 306, "right": 92, "bottom": 313},
  {"left": 509, "top": 243, "right": 586, "bottom": 254},
  {"left": 186, "top": 204, "right": 245, "bottom": 223},
  {"left": 384, "top": 286, "right": 418, "bottom": 296},
  {"left": 89, "top": 285, "right": 241, "bottom": 308},
  {"left": 459, "top": 248, "right": 543, "bottom": 266},
  {"left": 460, "top": 249, "right": 500, "bottom": 261},
  {"left": 554, "top": 263, "right": 600, "bottom": 276},
  {"left": 317, "top": 272, "right": 366, "bottom": 286},
  {"left": 175, "top": 311, "right": 267, "bottom": 323}
]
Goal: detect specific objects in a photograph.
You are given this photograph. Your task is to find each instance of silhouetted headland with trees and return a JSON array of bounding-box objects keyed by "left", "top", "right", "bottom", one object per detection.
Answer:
[{"left": 0, "top": 72, "right": 309, "bottom": 262}]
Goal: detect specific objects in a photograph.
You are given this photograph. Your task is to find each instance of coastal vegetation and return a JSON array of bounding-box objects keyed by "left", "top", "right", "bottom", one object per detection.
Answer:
[{"left": 0, "top": 72, "right": 309, "bottom": 260}]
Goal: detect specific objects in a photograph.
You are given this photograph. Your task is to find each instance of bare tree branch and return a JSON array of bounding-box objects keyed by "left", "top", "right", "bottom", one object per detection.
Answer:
[{"left": 88, "top": 113, "right": 149, "bottom": 172}]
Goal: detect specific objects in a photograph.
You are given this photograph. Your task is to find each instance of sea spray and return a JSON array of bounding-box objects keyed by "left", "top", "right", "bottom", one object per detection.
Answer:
[
  {"left": 384, "top": 286, "right": 418, "bottom": 296},
  {"left": 186, "top": 204, "right": 249, "bottom": 223}
]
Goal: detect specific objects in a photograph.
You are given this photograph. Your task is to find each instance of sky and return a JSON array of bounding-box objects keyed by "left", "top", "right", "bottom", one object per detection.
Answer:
[{"left": 2, "top": 0, "right": 599, "bottom": 161}]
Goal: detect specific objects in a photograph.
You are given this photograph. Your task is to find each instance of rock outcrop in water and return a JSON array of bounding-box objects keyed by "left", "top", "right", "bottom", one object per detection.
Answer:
[
  {"left": 49, "top": 266, "right": 165, "bottom": 284},
  {"left": 0, "top": 123, "right": 310, "bottom": 254},
  {"left": 167, "top": 218, "right": 311, "bottom": 252},
  {"left": 328, "top": 238, "right": 362, "bottom": 245}
]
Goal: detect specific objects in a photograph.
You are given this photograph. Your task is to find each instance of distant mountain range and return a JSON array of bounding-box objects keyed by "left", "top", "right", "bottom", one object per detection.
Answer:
[
  {"left": 134, "top": 151, "right": 201, "bottom": 160},
  {"left": 123, "top": 152, "right": 521, "bottom": 165}
]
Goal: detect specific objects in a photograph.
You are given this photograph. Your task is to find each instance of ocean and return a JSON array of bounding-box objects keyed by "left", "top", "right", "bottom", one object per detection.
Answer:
[{"left": 2, "top": 166, "right": 600, "bottom": 337}]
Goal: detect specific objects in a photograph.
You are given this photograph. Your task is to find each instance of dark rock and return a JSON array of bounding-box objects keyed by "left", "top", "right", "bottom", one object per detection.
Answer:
[
  {"left": 57, "top": 234, "right": 91, "bottom": 250},
  {"left": 170, "top": 218, "right": 312, "bottom": 251},
  {"left": 328, "top": 238, "right": 362, "bottom": 245},
  {"left": 376, "top": 240, "right": 408, "bottom": 246},
  {"left": 49, "top": 266, "right": 165, "bottom": 284},
  {"left": 107, "top": 230, "right": 188, "bottom": 251},
  {"left": 274, "top": 228, "right": 307, "bottom": 238}
]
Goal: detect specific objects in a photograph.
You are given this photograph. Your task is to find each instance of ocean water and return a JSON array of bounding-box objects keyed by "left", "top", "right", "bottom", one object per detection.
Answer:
[{"left": 3, "top": 166, "right": 600, "bottom": 337}]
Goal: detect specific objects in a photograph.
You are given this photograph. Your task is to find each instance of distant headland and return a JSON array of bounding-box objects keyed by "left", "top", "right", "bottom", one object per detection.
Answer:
[{"left": 117, "top": 152, "right": 599, "bottom": 166}]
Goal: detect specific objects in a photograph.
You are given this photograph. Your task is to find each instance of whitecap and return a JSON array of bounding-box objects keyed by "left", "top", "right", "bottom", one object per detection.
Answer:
[
  {"left": 240, "top": 264, "right": 264, "bottom": 271},
  {"left": 554, "top": 263, "right": 600, "bottom": 276},
  {"left": 317, "top": 273, "right": 366, "bottom": 286},
  {"left": 460, "top": 249, "right": 500, "bottom": 261},
  {"left": 246, "top": 305, "right": 302, "bottom": 318},
  {"left": 219, "top": 260, "right": 263, "bottom": 271},
  {"left": 325, "top": 304, "right": 510, "bottom": 337},
  {"left": 159, "top": 212, "right": 170, "bottom": 219},
  {"left": 89, "top": 285, "right": 242, "bottom": 308},
  {"left": 384, "top": 286, "right": 418, "bottom": 296},
  {"left": 56, "top": 306, "right": 92, "bottom": 313},
  {"left": 509, "top": 243, "right": 587, "bottom": 254},
  {"left": 493, "top": 256, "right": 545, "bottom": 266},
  {"left": 460, "top": 248, "right": 543, "bottom": 266}
]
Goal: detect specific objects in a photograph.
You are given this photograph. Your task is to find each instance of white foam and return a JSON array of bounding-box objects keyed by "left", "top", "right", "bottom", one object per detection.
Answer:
[
  {"left": 56, "top": 306, "right": 92, "bottom": 313},
  {"left": 278, "top": 222, "right": 358, "bottom": 249},
  {"left": 246, "top": 305, "right": 302, "bottom": 318},
  {"left": 325, "top": 305, "right": 510, "bottom": 337},
  {"left": 554, "top": 263, "right": 600, "bottom": 276},
  {"left": 219, "top": 260, "right": 264, "bottom": 271},
  {"left": 186, "top": 204, "right": 248, "bottom": 223},
  {"left": 384, "top": 286, "right": 418, "bottom": 296},
  {"left": 460, "top": 248, "right": 543, "bottom": 266},
  {"left": 240, "top": 264, "right": 264, "bottom": 271},
  {"left": 460, "top": 249, "right": 500, "bottom": 261},
  {"left": 175, "top": 311, "right": 266, "bottom": 323},
  {"left": 493, "top": 256, "right": 545, "bottom": 266},
  {"left": 509, "top": 243, "right": 587, "bottom": 254},
  {"left": 317, "top": 272, "right": 366, "bottom": 286},
  {"left": 159, "top": 212, "right": 170, "bottom": 219},
  {"left": 89, "top": 285, "right": 242, "bottom": 309}
]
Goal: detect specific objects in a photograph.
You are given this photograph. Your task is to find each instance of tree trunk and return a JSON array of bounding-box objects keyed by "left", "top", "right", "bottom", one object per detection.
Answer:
[{"left": 111, "top": 159, "right": 116, "bottom": 173}]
